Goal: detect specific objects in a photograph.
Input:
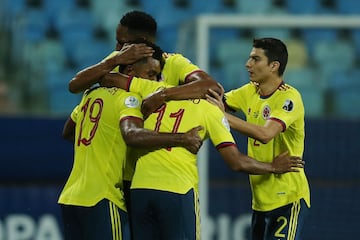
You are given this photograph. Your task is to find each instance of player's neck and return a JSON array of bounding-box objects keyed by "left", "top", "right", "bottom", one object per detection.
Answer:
[{"left": 258, "top": 77, "right": 283, "bottom": 96}]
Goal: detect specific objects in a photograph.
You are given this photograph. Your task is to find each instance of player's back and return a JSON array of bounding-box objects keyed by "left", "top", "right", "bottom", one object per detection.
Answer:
[
  {"left": 59, "top": 87, "right": 142, "bottom": 210},
  {"left": 160, "top": 53, "right": 200, "bottom": 85},
  {"left": 131, "top": 99, "right": 234, "bottom": 194},
  {"left": 74, "top": 87, "right": 141, "bottom": 166}
]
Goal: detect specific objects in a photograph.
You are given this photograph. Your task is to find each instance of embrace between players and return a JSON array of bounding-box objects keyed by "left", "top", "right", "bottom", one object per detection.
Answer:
[{"left": 58, "top": 10, "right": 309, "bottom": 240}]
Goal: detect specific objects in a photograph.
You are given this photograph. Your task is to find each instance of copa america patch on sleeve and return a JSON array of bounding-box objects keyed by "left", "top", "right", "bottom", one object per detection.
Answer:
[
  {"left": 282, "top": 99, "right": 294, "bottom": 112},
  {"left": 222, "top": 116, "right": 231, "bottom": 131},
  {"left": 124, "top": 96, "right": 140, "bottom": 108}
]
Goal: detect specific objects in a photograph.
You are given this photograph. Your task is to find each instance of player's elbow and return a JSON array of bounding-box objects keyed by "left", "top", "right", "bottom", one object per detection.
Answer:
[
  {"left": 125, "top": 140, "right": 138, "bottom": 147},
  {"left": 258, "top": 136, "right": 272, "bottom": 144},
  {"left": 68, "top": 78, "right": 79, "bottom": 93},
  {"left": 228, "top": 162, "right": 244, "bottom": 172},
  {"left": 226, "top": 155, "right": 247, "bottom": 172},
  {"left": 62, "top": 133, "right": 74, "bottom": 142},
  {"left": 122, "top": 129, "right": 141, "bottom": 147},
  {"left": 253, "top": 129, "right": 274, "bottom": 144},
  {"left": 62, "top": 118, "right": 76, "bottom": 142},
  {"left": 199, "top": 73, "right": 221, "bottom": 92},
  {"left": 122, "top": 134, "right": 137, "bottom": 147},
  {"left": 192, "top": 72, "right": 221, "bottom": 89}
]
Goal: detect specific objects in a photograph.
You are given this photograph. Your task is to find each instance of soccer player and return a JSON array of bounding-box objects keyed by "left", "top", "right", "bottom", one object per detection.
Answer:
[
  {"left": 121, "top": 73, "right": 305, "bottom": 240},
  {"left": 67, "top": 10, "right": 222, "bottom": 118},
  {"left": 58, "top": 41, "right": 203, "bottom": 240},
  {"left": 207, "top": 38, "right": 310, "bottom": 240}
]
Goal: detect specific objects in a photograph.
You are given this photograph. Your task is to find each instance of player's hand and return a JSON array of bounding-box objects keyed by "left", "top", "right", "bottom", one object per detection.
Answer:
[
  {"left": 182, "top": 126, "right": 203, "bottom": 154},
  {"left": 99, "top": 72, "right": 115, "bottom": 88},
  {"left": 271, "top": 151, "right": 304, "bottom": 174},
  {"left": 141, "top": 90, "right": 166, "bottom": 119},
  {"left": 206, "top": 84, "right": 225, "bottom": 113},
  {"left": 112, "top": 43, "right": 154, "bottom": 65},
  {"left": 99, "top": 72, "right": 127, "bottom": 88}
]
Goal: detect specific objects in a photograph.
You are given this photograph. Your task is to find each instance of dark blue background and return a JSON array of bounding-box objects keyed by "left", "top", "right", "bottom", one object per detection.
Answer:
[{"left": 0, "top": 117, "right": 359, "bottom": 239}]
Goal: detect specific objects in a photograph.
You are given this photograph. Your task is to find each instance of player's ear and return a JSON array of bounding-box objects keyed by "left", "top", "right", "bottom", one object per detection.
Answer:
[{"left": 271, "top": 61, "right": 279, "bottom": 70}]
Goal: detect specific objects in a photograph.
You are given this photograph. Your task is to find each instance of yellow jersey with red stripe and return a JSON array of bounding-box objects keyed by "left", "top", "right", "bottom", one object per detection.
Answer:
[{"left": 225, "top": 82, "right": 310, "bottom": 211}]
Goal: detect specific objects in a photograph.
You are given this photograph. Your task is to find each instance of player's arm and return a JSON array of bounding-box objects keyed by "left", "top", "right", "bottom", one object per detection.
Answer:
[
  {"left": 206, "top": 88, "right": 282, "bottom": 144},
  {"left": 99, "top": 72, "right": 130, "bottom": 90},
  {"left": 226, "top": 114, "right": 282, "bottom": 144},
  {"left": 120, "top": 117, "right": 203, "bottom": 154},
  {"left": 68, "top": 44, "right": 154, "bottom": 93},
  {"left": 95, "top": 70, "right": 222, "bottom": 117},
  {"left": 141, "top": 71, "right": 222, "bottom": 118},
  {"left": 218, "top": 145, "right": 303, "bottom": 174},
  {"left": 62, "top": 117, "right": 76, "bottom": 142},
  {"left": 163, "top": 71, "right": 222, "bottom": 100}
]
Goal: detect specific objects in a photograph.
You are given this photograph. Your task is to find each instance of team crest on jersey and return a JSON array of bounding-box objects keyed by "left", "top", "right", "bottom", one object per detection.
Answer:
[
  {"left": 262, "top": 105, "right": 271, "bottom": 119},
  {"left": 222, "top": 116, "right": 230, "bottom": 131},
  {"left": 124, "top": 96, "right": 140, "bottom": 108},
  {"left": 282, "top": 99, "right": 294, "bottom": 112}
]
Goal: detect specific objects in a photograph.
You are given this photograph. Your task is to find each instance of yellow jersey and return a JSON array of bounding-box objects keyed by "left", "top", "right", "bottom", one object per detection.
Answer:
[
  {"left": 105, "top": 51, "right": 200, "bottom": 85},
  {"left": 58, "top": 87, "right": 143, "bottom": 211},
  {"left": 130, "top": 79, "right": 235, "bottom": 194},
  {"left": 225, "top": 82, "right": 310, "bottom": 211}
]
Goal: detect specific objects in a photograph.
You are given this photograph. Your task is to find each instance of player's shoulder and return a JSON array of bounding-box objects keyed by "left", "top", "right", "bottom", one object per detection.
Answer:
[
  {"left": 180, "top": 98, "right": 218, "bottom": 110},
  {"left": 280, "top": 83, "right": 302, "bottom": 97},
  {"left": 100, "top": 86, "right": 127, "bottom": 95},
  {"left": 92, "top": 86, "right": 139, "bottom": 99},
  {"left": 275, "top": 83, "right": 304, "bottom": 110},
  {"left": 118, "top": 90, "right": 142, "bottom": 109},
  {"left": 226, "top": 82, "right": 256, "bottom": 95},
  {"left": 198, "top": 99, "right": 224, "bottom": 115},
  {"left": 163, "top": 52, "right": 191, "bottom": 63},
  {"left": 163, "top": 52, "right": 181, "bottom": 59},
  {"left": 83, "top": 87, "right": 141, "bottom": 110}
]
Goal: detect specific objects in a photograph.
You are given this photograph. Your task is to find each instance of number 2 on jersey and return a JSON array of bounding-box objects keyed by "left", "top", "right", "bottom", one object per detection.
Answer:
[{"left": 253, "top": 139, "right": 260, "bottom": 146}]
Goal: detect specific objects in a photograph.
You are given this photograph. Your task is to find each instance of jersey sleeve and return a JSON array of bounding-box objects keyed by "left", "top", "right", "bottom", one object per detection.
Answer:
[
  {"left": 203, "top": 102, "right": 236, "bottom": 149},
  {"left": 117, "top": 91, "right": 143, "bottom": 121},
  {"left": 162, "top": 53, "right": 200, "bottom": 85},
  {"left": 224, "top": 83, "right": 254, "bottom": 112},
  {"left": 129, "top": 77, "right": 172, "bottom": 98},
  {"left": 70, "top": 105, "right": 79, "bottom": 123},
  {"left": 71, "top": 89, "right": 91, "bottom": 123},
  {"left": 269, "top": 88, "right": 304, "bottom": 130}
]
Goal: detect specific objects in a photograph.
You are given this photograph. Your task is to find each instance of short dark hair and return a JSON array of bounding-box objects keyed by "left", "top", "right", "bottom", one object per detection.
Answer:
[
  {"left": 253, "top": 38, "right": 288, "bottom": 76},
  {"left": 119, "top": 39, "right": 165, "bottom": 72},
  {"left": 135, "top": 40, "right": 165, "bottom": 70},
  {"left": 120, "top": 11, "right": 157, "bottom": 38},
  {"left": 148, "top": 42, "right": 164, "bottom": 69}
]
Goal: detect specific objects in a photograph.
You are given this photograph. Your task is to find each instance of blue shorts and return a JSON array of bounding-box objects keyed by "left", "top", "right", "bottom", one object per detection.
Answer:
[
  {"left": 130, "top": 188, "right": 200, "bottom": 240},
  {"left": 60, "top": 198, "right": 130, "bottom": 240},
  {"left": 251, "top": 198, "right": 309, "bottom": 240}
]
